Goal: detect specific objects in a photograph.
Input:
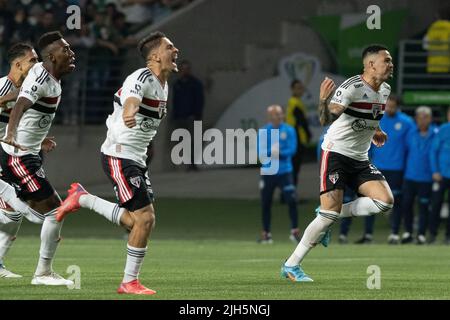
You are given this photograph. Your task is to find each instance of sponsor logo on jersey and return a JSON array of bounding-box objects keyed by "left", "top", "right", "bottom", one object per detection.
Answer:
[
  {"left": 130, "top": 83, "right": 142, "bottom": 95},
  {"left": 351, "top": 119, "right": 377, "bottom": 132},
  {"left": 329, "top": 172, "right": 339, "bottom": 184},
  {"left": 140, "top": 118, "right": 159, "bottom": 132},
  {"left": 35, "top": 168, "right": 45, "bottom": 178},
  {"left": 38, "top": 115, "right": 52, "bottom": 128},
  {"left": 130, "top": 176, "right": 141, "bottom": 188},
  {"left": 354, "top": 83, "right": 364, "bottom": 88},
  {"left": 372, "top": 104, "right": 382, "bottom": 118},
  {"left": 362, "top": 93, "right": 369, "bottom": 100}
]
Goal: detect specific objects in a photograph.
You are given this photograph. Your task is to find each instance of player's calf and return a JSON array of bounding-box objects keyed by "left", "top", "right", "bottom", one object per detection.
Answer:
[{"left": 128, "top": 206, "right": 155, "bottom": 245}]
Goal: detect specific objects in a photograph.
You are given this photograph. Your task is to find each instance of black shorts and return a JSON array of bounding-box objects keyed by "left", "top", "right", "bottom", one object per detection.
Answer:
[
  {"left": 319, "top": 150, "right": 385, "bottom": 195},
  {"left": 0, "top": 145, "right": 55, "bottom": 201},
  {"left": 101, "top": 153, "right": 154, "bottom": 212}
]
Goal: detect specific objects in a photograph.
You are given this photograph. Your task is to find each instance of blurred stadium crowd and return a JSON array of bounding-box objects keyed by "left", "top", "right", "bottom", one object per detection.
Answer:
[{"left": 0, "top": 0, "right": 194, "bottom": 124}]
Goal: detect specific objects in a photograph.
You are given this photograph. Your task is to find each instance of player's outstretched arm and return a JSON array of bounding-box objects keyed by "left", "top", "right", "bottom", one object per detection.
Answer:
[
  {"left": 122, "top": 97, "right": 141, "bottom": 128},
  {"left": 1, "top": 97, "right": 33, "bottom": 150}
]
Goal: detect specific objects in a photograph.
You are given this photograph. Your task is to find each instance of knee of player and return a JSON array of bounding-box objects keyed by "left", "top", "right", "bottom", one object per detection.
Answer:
[
  {"left": 373, "top": 198, "right": 394, "bottom": 214},
  {"left": 135, "top": 209, "right": 155, "bottom": 229},
  {"left": 380, "top": 194, "right": 394, "bottom": 206}
]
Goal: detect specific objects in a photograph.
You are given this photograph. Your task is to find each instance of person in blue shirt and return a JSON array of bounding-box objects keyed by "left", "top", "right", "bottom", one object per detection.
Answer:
[
  {"left": 401, "top": 106, "right": 437, "bottom": 244},
  {"left": 351, "top": 95, "right": 414, "bottom": 244},
  {"left": 429, "top": 106, "right": 450, "bottom": 244},
  {"left": 257, "top": 105, "right": 299, "bottom": 244}
]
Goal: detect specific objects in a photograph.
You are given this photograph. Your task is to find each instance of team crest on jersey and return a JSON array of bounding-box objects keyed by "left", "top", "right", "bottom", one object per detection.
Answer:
[
  {"left": 130, "top": 176, "right": 141, "bottom": 188},
  {"left": 328, "top": 172, "right": 339, "bottom": 184},
  {"left": 280, "top": 132, "right": 287, "bottom": 140},
  {"left": 35, "top": 168, "right": 45, "bottom": 178},
  {"left": 372, "top": 104, "right": 382, "bottom": 118}
]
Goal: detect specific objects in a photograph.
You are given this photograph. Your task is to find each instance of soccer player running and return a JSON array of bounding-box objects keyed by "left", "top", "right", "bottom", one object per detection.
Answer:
[
  {"left": 0, "top": 43, "right": 40, "bottom": 278},
  {"left": 0, "top": 31, "right": 75, "bottom": 285},
  {"left": 281, "top": 45, "right": 395, "bottom": 282},
  {"left": 56, "top": 31, "right": 179, "bottom": 295}
]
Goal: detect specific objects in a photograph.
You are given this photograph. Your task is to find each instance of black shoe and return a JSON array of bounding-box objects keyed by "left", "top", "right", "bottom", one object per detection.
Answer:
[
  {"left": 355, "top": 234, "right": 373, "bottom": 244},
  {"left": 401, "top": 232, "right": 413, "bottom": 244}
]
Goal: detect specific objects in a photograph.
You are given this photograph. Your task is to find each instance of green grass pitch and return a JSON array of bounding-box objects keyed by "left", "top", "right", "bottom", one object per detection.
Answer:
[{"left": 1, "top": 198, "right": 449, "bottom": 299}]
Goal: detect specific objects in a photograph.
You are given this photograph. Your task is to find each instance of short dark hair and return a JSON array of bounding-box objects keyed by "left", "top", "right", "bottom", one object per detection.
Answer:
[
  {"left": 7, "top": 43, "right": 34, "bottom": 64},
  {"left": 138, "top": 31, "right": 166, "bottom": 59},
  {"left": 38, "top": 31, "right": 63, "bottom": 52},
  {"left": 388, "top": 94, "right": 401, "bottom": 105},
  {"left": 290, "top": 79, "right": 302, "bottom": 89},
  {"left": 362, "top": 44, "right": 388, "bottom": 59}
]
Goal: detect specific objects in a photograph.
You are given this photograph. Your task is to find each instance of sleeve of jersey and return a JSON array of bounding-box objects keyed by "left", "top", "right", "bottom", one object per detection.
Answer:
[
  {"left": 330, "top": 85, "right": 354, "bottom": 108},
  {"left": 17, "top": 72, "right": 44, "bottom": 104},
  {"left": 120, "top": 73, "right": 149, "bottom": 105}
]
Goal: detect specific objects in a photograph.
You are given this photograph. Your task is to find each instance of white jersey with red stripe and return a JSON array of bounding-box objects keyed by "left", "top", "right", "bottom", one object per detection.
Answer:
[
  {"left": 101, "top": 67, "right": 168, "bottom": 167},
  {"left": 1, "top": 63, "right": 61, "bottom": 156},
  {"left": 321, "top": 75, "right": 391, "bottom": 161},
  {"left": 0, "top": 75, "right": 19, "bottom": 138}
]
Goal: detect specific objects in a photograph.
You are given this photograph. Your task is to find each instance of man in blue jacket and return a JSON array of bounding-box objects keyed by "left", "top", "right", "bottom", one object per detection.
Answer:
[
  {"left": 353, "top": 95, "right": 414, "bottom": 244},
  {"left": 257, "top": 105, "right": 299, "bottom": 244},
  {"left": 401, "top": 106, "right": 437, "bottom": 244},
  {"left": 429, "top": 107, "right": 450, "bottom": 244}
]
